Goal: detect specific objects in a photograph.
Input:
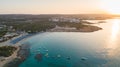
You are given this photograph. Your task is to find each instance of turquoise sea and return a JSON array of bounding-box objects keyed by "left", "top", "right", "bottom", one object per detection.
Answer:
[{"left": 19, "top": 18, "right": 120, "bottom": 67}]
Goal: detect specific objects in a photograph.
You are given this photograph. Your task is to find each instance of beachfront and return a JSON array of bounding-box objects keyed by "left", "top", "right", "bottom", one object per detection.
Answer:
[{"left": 0, "top": 33, "right": 31, "bottom": 67}]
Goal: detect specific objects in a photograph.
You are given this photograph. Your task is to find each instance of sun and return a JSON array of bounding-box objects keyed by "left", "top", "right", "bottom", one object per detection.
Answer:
[{"left": 101, "top": 0, "right": 120, "bottom": 15}]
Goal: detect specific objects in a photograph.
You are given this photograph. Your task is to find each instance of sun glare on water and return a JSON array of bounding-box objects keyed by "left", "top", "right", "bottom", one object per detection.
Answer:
[
  {"left": 101, "top": 0, "right": 120, "bottom": 15},
  {"left": 106, "top": 19, "right": 120, "bottom": 57}
]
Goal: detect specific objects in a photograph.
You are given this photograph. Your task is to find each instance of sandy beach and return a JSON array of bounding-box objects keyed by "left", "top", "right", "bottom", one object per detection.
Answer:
[
  {"left": 0, "top": 33, "right": 31, "bottom": 67},
  {"left": 0, "top": 45, "right": 20, "bottom": 67},
  {"left": 0, "top": 33, "right": 27, "bottom": 46}
]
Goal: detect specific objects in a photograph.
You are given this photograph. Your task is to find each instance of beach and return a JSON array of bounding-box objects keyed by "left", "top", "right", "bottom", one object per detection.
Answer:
[
  {"left": 0, "top": 45, "right": 19, "bottom": 67},
  {"left": 0, "top": 27, "right": 102, "bottom": 67},
  {"left": 0, "top": 32, "right": 44, "bottom": 67},
  {"left": 0, "top": 33, "right": 31, "bottom": 67}
]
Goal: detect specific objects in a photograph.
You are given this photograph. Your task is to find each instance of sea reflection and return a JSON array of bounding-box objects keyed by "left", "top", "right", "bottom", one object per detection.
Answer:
[
  {"left": 111, "top": 19, "right": 120, "bottom": 40},
  {"left": 20, "top": 19, "right": 120, "bottom": 67},
  {"left": 106, "top": 19, "right": 120, "bottom": 57}
]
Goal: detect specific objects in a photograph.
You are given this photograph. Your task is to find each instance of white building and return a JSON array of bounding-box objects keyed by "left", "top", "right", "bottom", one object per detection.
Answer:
[{"left": 49, "top": 17, "right": 80, "bottom": 23}]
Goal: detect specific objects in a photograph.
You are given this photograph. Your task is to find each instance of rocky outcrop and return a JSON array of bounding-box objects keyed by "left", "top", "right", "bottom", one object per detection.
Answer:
[
  {"left": 3, "top": 44, "right": 30, "bottom": 67},
  {"left": 17, "top": 44, "right": 30, "bottom": 61}
]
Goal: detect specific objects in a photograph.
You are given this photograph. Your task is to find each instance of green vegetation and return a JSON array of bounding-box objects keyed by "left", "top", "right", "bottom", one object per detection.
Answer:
[
  {"left": 3, "top": 22, "right": 56, "bottom": 33},
  {"left": 0, "top": 26, "right": 9, "bottom": 37},
  {"left": 2, "top": 20, "right": 102, "bottom": 33},
  {"left": 0, "top": 46, "right": 17, "bottom": 57},
  {"left": 0, "top": 31, "right": 7, "bottom": 37},
  {"left": 57, "top": 22, "right": 86, "bottom": 29},
  {"left": 0, "top": 15, "right": 104, "bottom": 33}
]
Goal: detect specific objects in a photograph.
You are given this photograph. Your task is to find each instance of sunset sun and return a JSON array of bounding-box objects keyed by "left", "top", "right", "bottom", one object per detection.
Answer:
[{"left": 101, "top": 0, "right": 120, "bottom": 15}]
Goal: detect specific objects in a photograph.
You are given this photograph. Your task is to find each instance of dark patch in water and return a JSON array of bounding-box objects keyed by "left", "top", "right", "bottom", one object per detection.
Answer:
[
  {"left": 81, "top": 57, "right": 88, "bottom": 61},
  {"left": 66, "top": 57, "right": 71, "bottom": 60},
  {"left": 35, "top": 53, "right": 43, "bottom": 62}
]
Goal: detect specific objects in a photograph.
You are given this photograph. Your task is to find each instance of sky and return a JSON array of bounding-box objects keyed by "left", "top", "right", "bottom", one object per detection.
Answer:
[{"left": 0, "top": 0, "right": 105, "bottom": 14}]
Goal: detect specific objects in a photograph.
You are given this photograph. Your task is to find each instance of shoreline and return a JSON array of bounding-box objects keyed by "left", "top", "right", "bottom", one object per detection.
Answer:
[
  {"left": 10, "top": 32, "right": 44, "bottom": 44},
  {"left": 0, "top": 33, "right": 28, "bottom": 46},
  {"left": 3, "top": 44, "right": 30, "bottom": 67},
  {"left": 0, "top": 33, "right": 32, "bottom": 67},
  {"left": 48, "top": 25, "right": 102, "bottom": 32},
  {"left": 0, "top": 26, "right": 103, "bottom": 67},
  {"left": 0, "top": 45, "right": 19, "bottom": 67},
  {"left": 0, "top": 32, "right": 43, "bottom": 67}
]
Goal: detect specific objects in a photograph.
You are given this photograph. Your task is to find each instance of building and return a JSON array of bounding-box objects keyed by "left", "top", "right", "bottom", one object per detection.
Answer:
[{"left": 49, "top": 17, "right": 80, "bottom": 23}]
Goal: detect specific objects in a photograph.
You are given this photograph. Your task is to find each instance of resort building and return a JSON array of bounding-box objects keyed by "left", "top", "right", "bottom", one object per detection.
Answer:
[{"left": 49, "top": 17, "right": 80, "bottom": 23}]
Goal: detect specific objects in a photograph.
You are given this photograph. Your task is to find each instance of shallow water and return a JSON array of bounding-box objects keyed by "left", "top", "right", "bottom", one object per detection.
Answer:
[{"left": 19, "top": 18, "right": 120, "bottom": 67}]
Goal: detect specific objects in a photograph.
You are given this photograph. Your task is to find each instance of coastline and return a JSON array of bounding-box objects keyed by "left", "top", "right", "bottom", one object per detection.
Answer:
[
  {"left": 0, "top": 32, "right": 43, "bottom": 67},
  {"left": 48, "top": 25, "right": 102, "bottom": 32},
  {"left": 0, "top": 33, "right": 32, "bottom": 67},
  {"left": 0, "top": 25, "right": 103, "bottom": 67},
  {"left": 0, "top": 45, "right": 20, "bottom": 67},
  {"left": 0, "top": 33, "right": 28, "bottom": 46},
  {"left": 3, "top": 44, "right": 30, "bottom": 67}
]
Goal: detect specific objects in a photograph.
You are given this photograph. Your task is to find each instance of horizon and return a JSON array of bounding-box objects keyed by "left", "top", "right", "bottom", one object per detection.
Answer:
[
  {"left": 0, "top": 13, "right": 109, "bottom": 15},
  {"left": 1, "top": 0, "right": 120, "bottom": 15},
  {"left": 0, "top": 14, "right": 120, "bottom": 16},
  {"left": 0, "top": 0, "right": 107, "bottom": 14},
  {"left": 1, "top": 0, "right": 120, "bottom": 66}
]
